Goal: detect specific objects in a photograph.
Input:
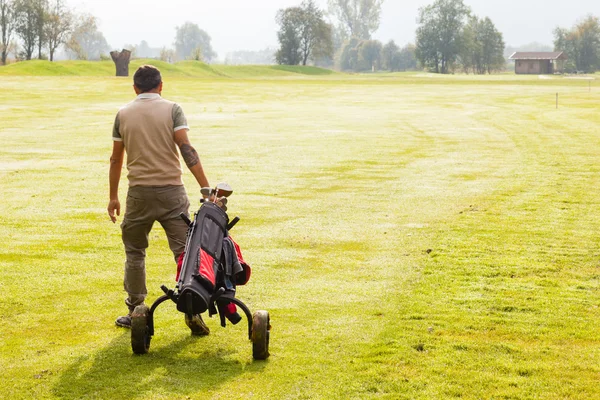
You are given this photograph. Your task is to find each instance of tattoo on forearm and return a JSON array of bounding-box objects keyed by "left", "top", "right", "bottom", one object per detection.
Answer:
[{"left": 180, "top": 144, "right": 200, "bottom": 168}]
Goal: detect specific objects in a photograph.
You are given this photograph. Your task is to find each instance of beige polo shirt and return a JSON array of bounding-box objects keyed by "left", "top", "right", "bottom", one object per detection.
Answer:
[{"left": 112, "top": 93, "right": 189, "bottom": 187}]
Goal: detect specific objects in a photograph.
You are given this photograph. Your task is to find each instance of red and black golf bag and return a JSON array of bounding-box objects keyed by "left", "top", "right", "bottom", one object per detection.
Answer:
[{"left": 175, "top": 201, "right": 251, "bottom": 322}]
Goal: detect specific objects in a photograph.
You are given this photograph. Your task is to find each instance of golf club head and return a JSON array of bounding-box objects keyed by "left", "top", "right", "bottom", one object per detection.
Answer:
[
  {"left": 216, "top": 197, "right": 228, "bottom": 211},
  {"left": 214, "top": 182, "right": 233, "bottom": 198}
]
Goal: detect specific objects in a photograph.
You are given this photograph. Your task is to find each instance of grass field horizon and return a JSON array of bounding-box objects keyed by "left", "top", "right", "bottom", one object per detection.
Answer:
[
  {"left": 1, "top": 65, "right": 599, "bottom": 399},
  {"left": 0, "top": 59, "right": 337, "bottom": 78}
]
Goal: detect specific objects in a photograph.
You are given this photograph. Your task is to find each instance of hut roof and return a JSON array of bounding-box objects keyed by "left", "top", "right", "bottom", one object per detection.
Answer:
[{"left": 509, "top": 52, "right": 567, "bottom": 60}]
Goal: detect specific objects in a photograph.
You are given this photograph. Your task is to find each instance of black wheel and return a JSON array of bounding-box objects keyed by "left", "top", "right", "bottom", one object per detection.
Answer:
[
  {"left": 131, "top": 304, "right": 151, "bottom": 355},
  {"left": 252, "top": 310, "right": 270, "bottom": 360}
]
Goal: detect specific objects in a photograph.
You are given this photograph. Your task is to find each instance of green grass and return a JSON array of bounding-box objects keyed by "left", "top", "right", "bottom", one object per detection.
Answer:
[
  {"left": 1, "top": 66, "right": 600, "bottom": 399},
  {"left": 0, "top": 59, "right": 337, "bottom": 78}
]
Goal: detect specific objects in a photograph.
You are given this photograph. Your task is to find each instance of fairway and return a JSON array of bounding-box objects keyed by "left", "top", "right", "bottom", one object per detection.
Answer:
[{"left": 1, "top": 65, "right": 600, "bottom": 399}]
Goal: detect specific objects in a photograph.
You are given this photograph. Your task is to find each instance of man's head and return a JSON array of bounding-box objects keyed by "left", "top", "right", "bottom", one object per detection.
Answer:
[{"left": 133, "top": 65, "right": 163, "bottom": 95}]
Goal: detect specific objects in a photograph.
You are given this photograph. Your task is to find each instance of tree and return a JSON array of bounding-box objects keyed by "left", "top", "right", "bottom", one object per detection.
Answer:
[
  {"left": 459, "top": 15, "right": 505, "bottom": 74},
  {"left": 357, "top": 39, "right": 382, "bottom": 71},
  {"left": 554, "top": 15, "right": 600, "bottom": 73},
  {"left": 65, "top": 14, "right": 109, "bottom": 60},
  {"left": 110, "top": 48, "right": 130, "bottom": 76},
  {"left": 190, "top": 46, "right": 202, "bottom": 61},
  {"left": 13, "top": 0, "right": 38, "bottom": 60},
  {"left": 458, "top": 16, "right": 477, "bottom": 73},
  {"left": 44, "top": 0, "right": 71, "bottom": 61},
  {"left": 159, "top": 46, "right": 175, "bottom": 63},
  {"left": 174, "top": 22, "right": 216, "bottom": 62},
  {"left": 415, "top": 0, "right": 470, "bottom": 74},
  {"left": 382, "top": 40, "right": 399, "bottom": 71},
  {"left": 338, "top": 37, "right": 360, "bottom": 71},
  {"left": 477, "top": 17, "right": 505, "bottom": 73},
  {"left": 275, "top": 0, "right": 333, "bottom": 66},
  {"left": 328, "top": 0, "right": 384, "bottom": 40},
  {"left": 310, "top": 18, "right": 334, "bottom": 66},
  {"left": 397, "top": 43, "right": 417, "bottom": 71},
  {"left": 275, "top": 6, "right": 302, "bottom": 65},
  {"left": 32, "top": 0, "right": 46, "bottom": 59},
  {"left": 137, "top": 40, "right": 150, "bottom": 58},
  {"left": 0, "top": 0, "right": 14, "bottom": 64}
]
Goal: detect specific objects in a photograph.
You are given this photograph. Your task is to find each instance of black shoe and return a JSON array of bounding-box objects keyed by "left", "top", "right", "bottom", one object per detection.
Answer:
[
  {"left": 115, "top": 314, "right": 132, "bottom": 328},
  {"left": 185, "top": 314, "right": 210, "bottom": 336}
]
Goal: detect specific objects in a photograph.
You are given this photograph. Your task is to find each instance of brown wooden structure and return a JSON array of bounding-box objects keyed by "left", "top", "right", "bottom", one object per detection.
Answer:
[
  {"left": 509, "top": 52, "right": 567, "bottom": 75},
  {"left": 110, "top": 49, "right": 132, "bottom": 77}
]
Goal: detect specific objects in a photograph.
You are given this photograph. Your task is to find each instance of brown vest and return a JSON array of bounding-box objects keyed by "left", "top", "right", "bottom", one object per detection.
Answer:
[{"left": 118, "top": 96, "right": 183, "bottom": 187}]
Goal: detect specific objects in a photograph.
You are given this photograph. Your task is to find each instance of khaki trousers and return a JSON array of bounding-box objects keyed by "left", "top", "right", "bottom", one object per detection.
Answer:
[{"left": 121, "top": 185, "right": 190, "bottom": 309}]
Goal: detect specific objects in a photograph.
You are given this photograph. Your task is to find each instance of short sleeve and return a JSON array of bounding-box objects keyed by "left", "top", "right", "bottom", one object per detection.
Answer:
[
  {"left": 172, "top": 103, "right": 189, "bottom": 132},
  {"left": 112, "top": 113, "right": 122, "bottom": 141}
]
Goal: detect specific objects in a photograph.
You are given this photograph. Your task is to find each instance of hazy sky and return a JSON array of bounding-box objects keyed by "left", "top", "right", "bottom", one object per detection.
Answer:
[{"left": 71, "top": 0, "right": 600, "bottom": 59}]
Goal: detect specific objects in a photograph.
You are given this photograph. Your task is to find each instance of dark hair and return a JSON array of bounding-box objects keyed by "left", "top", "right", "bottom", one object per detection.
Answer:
[{"left": 133, "top": 65, "right": 162, "bottom": 92}]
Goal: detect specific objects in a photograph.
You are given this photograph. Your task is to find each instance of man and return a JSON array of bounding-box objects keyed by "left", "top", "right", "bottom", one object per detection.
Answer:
[{"left": 108, "top": 65, "right": 210, "bottom": 334}]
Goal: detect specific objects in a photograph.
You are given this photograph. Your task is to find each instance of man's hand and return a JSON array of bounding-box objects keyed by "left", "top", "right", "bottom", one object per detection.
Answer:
[{"left": 108, "top": 199, "right": 121, "bottom": 223}]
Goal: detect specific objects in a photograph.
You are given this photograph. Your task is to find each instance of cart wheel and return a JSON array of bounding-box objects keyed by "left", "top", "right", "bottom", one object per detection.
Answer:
[
  {"left": 252, "top": 310, "right": 270, "bottom": 360},
  {"left": 131, "top": 304, "right": 151, "bottom": 355}
]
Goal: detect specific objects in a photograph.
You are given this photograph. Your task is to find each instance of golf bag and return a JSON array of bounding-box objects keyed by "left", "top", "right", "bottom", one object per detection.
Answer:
[{"left": 175, "top": 201, "right": 251, "bottom": 317}]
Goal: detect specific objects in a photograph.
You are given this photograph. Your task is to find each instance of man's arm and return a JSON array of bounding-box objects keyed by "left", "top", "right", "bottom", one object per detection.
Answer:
[
  {"left": 108, "top": 141, "right": 125, "bottom": 223},
  {"left": 174, "top": 129, "right": 210, "bottom": 190}
]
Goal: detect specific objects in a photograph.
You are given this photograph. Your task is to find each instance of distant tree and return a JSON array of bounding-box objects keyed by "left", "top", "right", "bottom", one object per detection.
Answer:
[
  {"left": 13, "top": 0, "right": 39, "bottom": 60},
  {"left": 300, "top": 1, "right": 333, "bottom": 65},
  {"left": 174, "top": 22, "right": 216, "bottom": 62},
  {"left": 0, "top": 0, "right": 14, "bottom": 64},
  {"left": 275, "top": 0, "right": 332, "bottom": 66},
  {"left": 460, "top": 16, "right": 504, "bottom": 74},
  {"left": 190, "top": 46, "right": 202, "bottom": 61},
  {"left": 382, "top": 40, "right": 399, "bottom": 71},
  {"left": 338, "top": 36, "right": 360, "bottom": 71},
  {"left": 554, "top": 15, "right": 600, "bottom": 73},
  {"left": 309, "top": 19, "right": 334, "bottom": 66},
  {"left": 32, "top": 0, "right": 46, "bottom": 59},
  {"left": 459, "top": 16, "right": 477, "bottom": 73},
  {"left": 65, "top": 14, "right": 109, "bottom": 60},
  {"left": 44, "top": 0, "right": 71, "bottom": 61},
  {"left": 159, "top": 46, "right": 175, "bottom": 63},
  {"left": 123, "top": 43, "right": 137, "bottom": 58},
  {"left": 477, "top": 17, "right": 504, "bottom": 73},
  {"left": 137, "top": 40, "right": 150, "bottom": 58},
  {"left": 357, "top": 39, "right": 382, "bottom": 71},
  {"left": 415, "top": 12, "right": 439, "bottom": 73},
  {"left": 328, "top": 0, "right": 384, "bottom": 40},
  {"left": 275, "top": 6, "right": 302, "bottom": 65},
  {"left": 415, "top": 0, "right": 470, "bottom": 74},
  {"left": 397, "top": 43, "right": 417, "bottom": 71}
]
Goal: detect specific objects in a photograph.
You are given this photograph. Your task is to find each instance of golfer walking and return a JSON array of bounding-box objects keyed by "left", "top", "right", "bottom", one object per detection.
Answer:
[{"left": 107, "top": 65, "right": 211, "bottom": 334}]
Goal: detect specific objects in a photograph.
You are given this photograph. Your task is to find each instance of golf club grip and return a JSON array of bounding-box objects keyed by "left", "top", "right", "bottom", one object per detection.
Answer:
[{"left": 227, "top": 217, "right": 240, "bottom": 231}]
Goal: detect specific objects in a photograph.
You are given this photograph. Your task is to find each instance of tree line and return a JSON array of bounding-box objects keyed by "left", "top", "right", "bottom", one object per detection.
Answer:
[
  {"left": 0, "top": 0, "right": 118, "bottom": 63},
  {"left": 554, "top": 15, "right": 600, "bottom": 73},
  {"left": 275, "top": 0, "right": 416, "bottom": 72},
  {"left": 2, "top": 0, "right": 600, "bottom": 73},
  {"left": 276, "top": 0, "right": 600, "bottom": 74},
  {"left": 0, "top": 0, "right": 218, "bottom": 65},
  {"left": 275, "top": 0, "right": 505, "bottom": 74}
]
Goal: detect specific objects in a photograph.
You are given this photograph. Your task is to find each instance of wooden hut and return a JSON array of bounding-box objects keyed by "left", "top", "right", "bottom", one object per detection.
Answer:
[{"left": 508, "top": 52, "right": 567, "bottom": 74}]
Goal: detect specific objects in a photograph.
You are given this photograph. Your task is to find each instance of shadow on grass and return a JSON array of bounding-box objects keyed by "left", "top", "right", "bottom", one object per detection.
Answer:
[{"left": 53, "top": 332, "right": 266, "bottom": 399}]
